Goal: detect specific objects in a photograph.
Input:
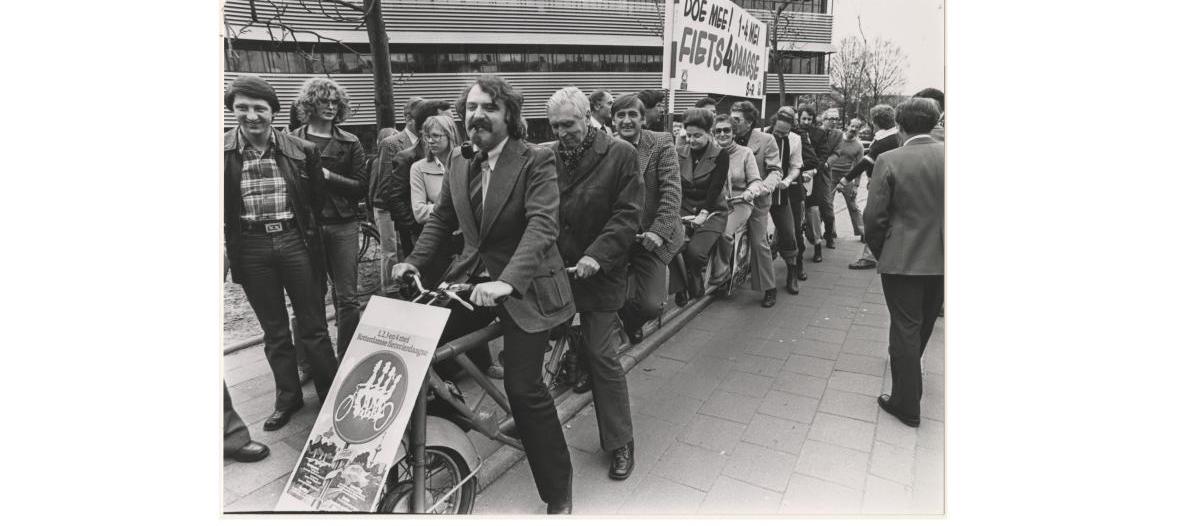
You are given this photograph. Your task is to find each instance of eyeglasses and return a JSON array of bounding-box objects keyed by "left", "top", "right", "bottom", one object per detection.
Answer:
[
  {"left": 316, "top": 98, "right": 341, "bottom": 107},
  {"left": 712, "top": 128, "right": 733, "bottom": 134},
  {"left": 422, "top": 133, "right": 447, "bottom": 142}
]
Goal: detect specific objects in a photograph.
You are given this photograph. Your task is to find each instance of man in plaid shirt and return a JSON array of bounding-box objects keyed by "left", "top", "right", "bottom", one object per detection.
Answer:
[{"left": 223, "top": 75, "right": 340, "bottom": 432}]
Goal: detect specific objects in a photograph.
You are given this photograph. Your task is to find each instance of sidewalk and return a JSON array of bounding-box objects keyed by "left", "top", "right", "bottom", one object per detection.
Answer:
[{"left": 475, "top": 243, "right": 945, "bottom": 515}]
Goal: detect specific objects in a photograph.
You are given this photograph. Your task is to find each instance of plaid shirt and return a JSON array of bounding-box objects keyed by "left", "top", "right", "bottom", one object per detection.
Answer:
[{"left": 238, "top": 129, "right": 295, "bottom": 222}]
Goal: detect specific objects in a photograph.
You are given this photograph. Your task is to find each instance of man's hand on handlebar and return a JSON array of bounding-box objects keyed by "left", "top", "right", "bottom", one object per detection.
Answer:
[
  {"left": 470, "top": 281, "right": 513, "bottom": 307},
  {"left": 570, "top": 256, "right": 601, "bottom": 279},
  {"left": 392, "top": 262, "right": 421, "bottom": 284}
]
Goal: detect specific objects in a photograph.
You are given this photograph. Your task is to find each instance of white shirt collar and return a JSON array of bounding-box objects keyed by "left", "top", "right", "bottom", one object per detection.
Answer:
[
  {"left": 403, "top": 127, "right": 419, "bottom": 146},
  {"left": 874, "top": 126, "right": 899, "bottom": 140},
  {"left": 486, "top": 137, "right": 509, "bottom": 170},
  {"left": 904, "top": 134, "right": 932, "bottom": 146}
]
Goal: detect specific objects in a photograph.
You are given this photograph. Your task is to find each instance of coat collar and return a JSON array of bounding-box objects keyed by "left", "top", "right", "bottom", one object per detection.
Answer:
[
  {"left": 479, "top": 138, "right": 529, "bottom": 239},
  {"left": 551, "top": 130, "right": 615, "bottom": 194},
  {"left": 224, "top": 127, "right": 305, "bottom": 161},
  {"left": 292, "top": 124, "right": 359, "bottom": 144}
]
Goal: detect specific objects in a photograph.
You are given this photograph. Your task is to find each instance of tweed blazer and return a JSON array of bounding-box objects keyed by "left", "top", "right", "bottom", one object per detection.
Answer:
[
  {"left": 863, "top": 136, "right": 944, "bottom": 275},
  {"left": 630, "top": 129, "right": 685, "bottom": 263}
]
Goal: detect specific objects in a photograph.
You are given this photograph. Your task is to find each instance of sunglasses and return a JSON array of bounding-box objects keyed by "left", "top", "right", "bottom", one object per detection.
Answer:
[{"left": 712, "top": 127, "right": 733, "bottom": 134}]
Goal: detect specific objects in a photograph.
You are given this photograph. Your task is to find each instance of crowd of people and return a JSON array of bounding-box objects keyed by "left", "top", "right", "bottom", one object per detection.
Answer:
[{"left": 222, "top": 72, "right": 945, "bottom": 514}]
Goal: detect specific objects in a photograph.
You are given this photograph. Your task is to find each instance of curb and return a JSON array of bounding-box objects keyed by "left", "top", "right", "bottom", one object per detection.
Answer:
[{"left": 474, "top": 294, "right": 716, "bottom": 491}]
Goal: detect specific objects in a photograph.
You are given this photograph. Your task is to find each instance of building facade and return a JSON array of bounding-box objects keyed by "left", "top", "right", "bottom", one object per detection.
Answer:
[{"left": 222, "top": 0, "right": 834, "bottom": 141}]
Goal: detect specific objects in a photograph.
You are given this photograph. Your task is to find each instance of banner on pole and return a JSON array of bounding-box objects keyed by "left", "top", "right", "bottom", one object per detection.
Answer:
[
  {"left": 275, "top": 296, "right": 450, "bottom": 512},
  {"left": 662, "top": 0, "right": 769, "bottom": 99}
]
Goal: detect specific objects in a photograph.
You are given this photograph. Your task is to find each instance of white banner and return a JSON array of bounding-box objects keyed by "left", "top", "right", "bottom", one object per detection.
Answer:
[
  {"left": 275, "top": 296, "right": 450, "bottom": 512},
  {"left": 662, "top": 0, "right": 769, "bottom": 99}
]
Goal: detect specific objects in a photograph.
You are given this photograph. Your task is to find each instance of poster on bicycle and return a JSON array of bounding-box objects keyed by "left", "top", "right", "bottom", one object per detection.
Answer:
[{"left": 276, "top": 296, "right": 450, "bottom": 512}]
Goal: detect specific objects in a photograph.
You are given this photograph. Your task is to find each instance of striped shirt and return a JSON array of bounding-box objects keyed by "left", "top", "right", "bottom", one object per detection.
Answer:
[{"left": 238, "top": 130, "right": 294, "bottom": 222}]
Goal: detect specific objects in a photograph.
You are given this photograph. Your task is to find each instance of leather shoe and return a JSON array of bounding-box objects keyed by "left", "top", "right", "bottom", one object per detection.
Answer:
[
  {"left": 609, "top": 441, "right": 635, "bottom": 480},
  {"left": 226, "top": 441, "right": 271, "bottom": 463},
  {"left": 826, "top": 238, "right": 835, "bottom": 249},
  {"left": 263, "top": 401, "right": 303, "bottom": 431},
  {"left": 546, "top": 495, "right": 572, "bottom": 514},
  {"left": 812, "top": 244, "right": 823, "bottom": 263},
  {"left": 785, "top": 264, "right": 801, "bottom": 295},
  {"left": 623, "top": 321, "right": 644, "bottom": 346},
  {"left": 761, "top": 289, "right": 777, "bottom": 308},
  {"left": 877, "top": 395, "right": 920, "bottom": 427},
  {"left": 572, "top": 370, "right": 592, "bottom": 394},
  {"left": 675, "top": 290, "right": 689, "bottom": 307},
  {"left": 849, "top": 259, "right": 876, "bottom": 270}
]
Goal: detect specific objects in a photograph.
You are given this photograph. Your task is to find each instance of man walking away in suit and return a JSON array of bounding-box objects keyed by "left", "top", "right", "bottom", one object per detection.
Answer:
[
  {"left": 610, "top": 93, "right": 683, "bottom": 346},
  {"left": 863, "top": 98, "right": 945, "bottom": 428},
  {"left": 392, "top": 75, "right": 575, "bottom": 514},
  {"left": 546, "top": 87, "right": 645, "bottom": 483}
]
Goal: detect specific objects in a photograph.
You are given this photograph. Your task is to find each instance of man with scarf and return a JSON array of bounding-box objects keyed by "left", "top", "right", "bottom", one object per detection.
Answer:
[{"left": 546, "top": 87, "right": 645, "bottom": 482}]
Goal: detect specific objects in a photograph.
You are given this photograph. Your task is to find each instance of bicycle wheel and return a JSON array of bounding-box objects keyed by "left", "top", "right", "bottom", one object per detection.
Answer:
[{"left": 378, "top": 447, "right": 476, "bottom": 514}]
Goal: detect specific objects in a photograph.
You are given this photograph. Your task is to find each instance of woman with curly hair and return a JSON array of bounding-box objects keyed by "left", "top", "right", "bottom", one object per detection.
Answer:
[{"left": 291, "top": 76, "right": 367, "bottom": 360}]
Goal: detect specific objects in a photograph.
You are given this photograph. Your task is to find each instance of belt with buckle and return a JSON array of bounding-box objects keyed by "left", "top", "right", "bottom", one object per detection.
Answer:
[{"left": 242, "top": 219, "right": 297, "bottom": 234}]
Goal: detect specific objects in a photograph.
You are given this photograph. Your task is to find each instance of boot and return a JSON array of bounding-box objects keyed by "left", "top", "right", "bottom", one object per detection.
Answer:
[
  {"left": 785, "top": 264, "right": 801, "bottom": 295},
  {"left": 797, "top": 260, "right": 808, "bottom": 281},
  {"left": 812, "top": 243, "right": 823, "bottom": 263},
  {"left": 761, "top": 288, "right": 777, "bottom": 308}
]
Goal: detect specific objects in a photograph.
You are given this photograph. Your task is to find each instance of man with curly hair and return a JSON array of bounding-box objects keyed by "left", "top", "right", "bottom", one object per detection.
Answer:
[{"left": 291, "top": 76, "right": 367, "bottom": 359}]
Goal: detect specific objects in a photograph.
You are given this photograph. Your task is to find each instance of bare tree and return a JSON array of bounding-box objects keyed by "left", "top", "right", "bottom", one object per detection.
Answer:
[
  {"left": 226, "top": 0, "right": 398, "bottom": 129},
  {"left": 827, "top": 18, "right": 909, "bottom": 119},
  {"left": 766, "top": 1, "right": 799, "bottom": 107},
  {"left": 829, "top": 35, "right": 870, "bottom": 118}
]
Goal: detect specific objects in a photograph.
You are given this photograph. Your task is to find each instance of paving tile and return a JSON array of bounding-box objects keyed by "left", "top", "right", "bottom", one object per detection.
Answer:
[
  {"left": 630, "top": 412, "right": 685, "bottom": 466},
  {"left": 659, "top": 371, "right": 722, "bottom": 401},
  {"left": 621, "top": 474, "right": 706, "bottom": 515},
  {"left": 722, "top": 441, "right": 798, "bottom": 492},
  {"left": 835, "top": 353, "right": 886, "bottom": 377},
  {"left": 874, "top": 411, "right": 919, "bottom": 450},
  {"left": 223, "top": 442, "right": 300, "bottom": 498},
  {"left": 636, "top": 354, "right": 687, "bottom": 379},
  {"left": 924, "top": 391, "right": 945, "bottom": 423},
  {"left": 682, "top": 354, "right": 737, "bottom": 379},
  {"left": 757, "top": 390, "right": 819, "bottom": 424},
  {"left": 698, "top": 475, "right": 784, "bottom": 515},
  {"left": 841, "top": 336, "right": 887, "bottom": 358},
  {"left": 869, "top": 440, "right": 915, "bottom": 486},
  {"left": 853, "top": 312, "right": 892, "bottom": 329},
  {"left": 730, "top": 353, "right": 787, "bottom": 378},
  {"left": 827, "top": 370, "right": 884, "bottom": 396},
  {"left": 699, "top": 389, "right": 762, "bottom": 424},
  {"left": 637, "top": 389, "right": 704, "bottom": 426},
  {"left": 569, "top": 447, "right": 642, "bottom": 514},
  {"left": 818, "top": 389, "right": 879, "bottom": 423},
  {"left": 790, "top": 338, "right": 843, "bottom": 360},
  {"left": 783, "top": 354, "right": 836, "bottom": 378},
  {"left": 718, "top": 370, "right": 775, "bottom": 398},
  {"left": 779, "top": 473, "right": 863, "bottom": 514},
  {"left": 810, "top": 315, "right": 854, "bottom": 331},
  {"left": 912, "top": 447, "right": 945, "bottom": 515},
  {"left": 852, "top": 324, "right": 891, "bottom": 343},
  {"left": 863, "top": 293, "right": 886, "bottom": 305},
  {"left": 916, "top": 419, "right": 944, "bottom": 452},
  {"left": 798, "top": 325, "right": 848, "bottom": 345},
  {"left": 807, "top": 412, "right": 877, "bottom": 452},
  {"left": 861, "top": 475, "right": 913, "bottom": 515},
  {"left": 649, "top": 442, "right": 729, "bottom": 492},
  {"left": 771, "top": 371, "right": 828, "bottom": 400},
  {"left": 748, "top": 338, "right": 797, "bottom": 360},
  {"left": 563, "top": 405, "right": 603, "bottom": 454},
  {"left": 680, "top": 413, "right": 747, "bottom": 453},
  {"left": 793, "top": 440, "right": 869, "bottom": 490},
  {"left": 742, "top": 413, "right": 809, "bottom": 455},
  {"left": 223, "top": 474, "right": 288, "bottom": 512},
  {"left": 624, "top": 368, "right": 665, "bottom": 401},
  {"left": 473, "top": 452, "right": 544, "bottom": 514}
]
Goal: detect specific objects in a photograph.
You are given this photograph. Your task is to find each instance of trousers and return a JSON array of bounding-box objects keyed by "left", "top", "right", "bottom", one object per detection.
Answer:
[
  {"left": 374, "top": 208, "right": 401, "bottom": 296},
  {"left": 838, "top": 173, "right": 864, "bottom": 236},
  {"left": 579, "top": 310, "right": 634, "bottom": 451},
  {"left": 224, "top": 383, "right": 252, "bottom": 454},
  {"left": 880, "top": 274, "right": 944, "bottom": 420},
  {"left": 322, "top": 221, "right": 362, "bottom": 358},
  {"left": 236, "top": 229, "right": 338, "bottom": 410},
  {"left": 713, "top": 201, "right": 753, "bottom": 284},
  {"left": 619, "top": 243, "right": 668, "bottom": 333},
  {"left": 748, "top": 204, "right": 776, "bottom": 291}
]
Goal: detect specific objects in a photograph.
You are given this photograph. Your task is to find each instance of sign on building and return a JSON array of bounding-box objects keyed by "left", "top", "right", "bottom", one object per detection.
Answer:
[
  {"left": 662, "top": 0, "right": 769, "bottom": 99},
  {"left": 275, "top": 296, "right": 449, "bottom": 512}
]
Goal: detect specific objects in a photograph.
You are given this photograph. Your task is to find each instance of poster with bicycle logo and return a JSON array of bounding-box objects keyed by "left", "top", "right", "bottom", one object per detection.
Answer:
[{"left": 276, "top": 296, "right": 449, "bottom": 512}]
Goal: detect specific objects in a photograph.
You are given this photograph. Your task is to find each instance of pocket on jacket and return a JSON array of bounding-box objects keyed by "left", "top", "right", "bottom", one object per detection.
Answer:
[{"left": 531, "top": 270, "right": 571, "bottom": 317}]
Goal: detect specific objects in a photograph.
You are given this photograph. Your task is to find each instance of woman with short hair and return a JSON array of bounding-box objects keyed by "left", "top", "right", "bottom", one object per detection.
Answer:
[
  {"left": 709, "top": 113, "right": 766, "bottom": 292},
  {"left": 674, "top": 108, "right": 730, "bottom": 301}
]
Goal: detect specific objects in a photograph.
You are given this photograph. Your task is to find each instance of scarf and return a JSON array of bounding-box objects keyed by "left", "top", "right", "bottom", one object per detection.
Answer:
[{"left": 557, "top": 127, "right": 598, "bottom": 179}]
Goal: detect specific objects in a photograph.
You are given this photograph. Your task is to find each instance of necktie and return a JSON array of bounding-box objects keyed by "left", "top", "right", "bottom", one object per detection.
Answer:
[{"left": 470, "top": 156, "right": 487, "bottom": 226}]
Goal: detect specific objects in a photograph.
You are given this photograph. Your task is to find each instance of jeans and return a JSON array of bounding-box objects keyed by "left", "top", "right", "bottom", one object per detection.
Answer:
[
  {"left": 322, "top": 221, "right": 362, "bottom": 358},
  {"left": 374, "top": 208, "right": 400, "bottom": 296},
  {"left": 838, "top": 172, "right": 864, "bottom": 236},
  {"left": 769, "top": 199, "right": 798, "bottom": 265},
  {"left": 236, "top": 229, "right": 338, "bottom": 410},
  {"left": 787, "top": 185, "right": 809, "bottom": 258}
]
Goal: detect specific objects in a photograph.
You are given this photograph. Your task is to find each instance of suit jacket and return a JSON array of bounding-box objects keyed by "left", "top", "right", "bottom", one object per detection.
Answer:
[
  {"left": 223, "top": 128, "right": 326, "bottom": 285},
  {"left": 549, "top": 132, "right": 645, "bottom": 312},
  {"left": 863, "top": 136, "right": 944, "bottom": 275},
  {"left": 630, "top": 129, "right": 684, "bottom": 263},
  {"left": 370, "top": 129, "right": 417, "bottom": 208},
  {"left": 380, "top": 143, "right": 425, "bottom": 230},
  {"left": 406, "top": 140, "right": 576, "bottom": 332},
  {"left": 737, "top": 129, "right": 783, "bottom": 208}
]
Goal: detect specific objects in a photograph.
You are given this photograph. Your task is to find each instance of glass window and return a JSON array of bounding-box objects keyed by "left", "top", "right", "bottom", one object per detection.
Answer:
[
  {"left": 441, "top": 52, "right": 469, "bottom": 73},
  {"left": 499, "top": 52, "right": 525, "bottom": 72},
  {"left": 529, "top": 53, "right": 552, "bottom": 72},
  {"left": 342, "top": 52, "right": 363, "bottom": 73}
]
